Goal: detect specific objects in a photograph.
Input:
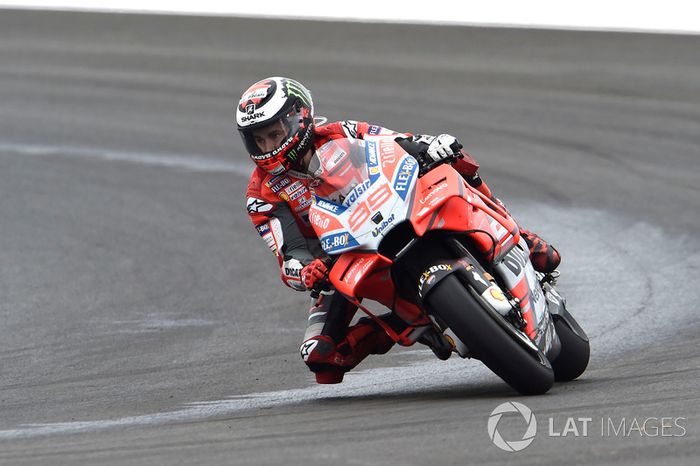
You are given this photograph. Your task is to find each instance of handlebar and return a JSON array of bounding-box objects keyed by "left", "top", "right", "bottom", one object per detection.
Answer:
[{"left": 418, "top": 142, "right": 465, "bottom": 176}]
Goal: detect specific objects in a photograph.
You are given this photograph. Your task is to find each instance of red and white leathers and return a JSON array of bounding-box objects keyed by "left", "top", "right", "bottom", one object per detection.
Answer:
[{"left": 246, "top": 120, "right": 560, "bottom": 383}]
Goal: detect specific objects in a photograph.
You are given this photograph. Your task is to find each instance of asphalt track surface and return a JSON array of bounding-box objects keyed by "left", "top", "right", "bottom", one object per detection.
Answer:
[{"left": 1, "top": 9, "right": 699, "bottom": 465}]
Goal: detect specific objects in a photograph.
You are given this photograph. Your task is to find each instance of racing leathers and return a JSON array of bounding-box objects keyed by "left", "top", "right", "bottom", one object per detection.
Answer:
[{"left": 245, "top": 120, "right": 560, "bottom": 383}]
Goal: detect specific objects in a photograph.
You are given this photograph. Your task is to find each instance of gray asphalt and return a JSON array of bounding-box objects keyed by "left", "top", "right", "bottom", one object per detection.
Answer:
[{"left": 0, "top": 9, "right": 699, "bottom": 465}]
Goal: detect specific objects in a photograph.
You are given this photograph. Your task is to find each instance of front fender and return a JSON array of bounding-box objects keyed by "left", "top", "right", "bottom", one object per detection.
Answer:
[
  {"left": 545, "top": 284, "right": 589, "bottom": 342},
  {"left": 417, "top": 257, "right": 513, "bottom": 318},
  {"left": 417, "top": 259, "right": 463, "bottom": 299}
]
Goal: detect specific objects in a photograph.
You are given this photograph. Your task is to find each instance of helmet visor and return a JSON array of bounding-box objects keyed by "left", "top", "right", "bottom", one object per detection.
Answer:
[{"left": 239, "top": 110, "right": 303, "bottom": 158}]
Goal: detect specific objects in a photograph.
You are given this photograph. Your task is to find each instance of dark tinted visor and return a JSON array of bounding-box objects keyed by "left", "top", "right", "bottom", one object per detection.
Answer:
[{"left": 239, "top": 111, "right": 302, "bottom": 157}]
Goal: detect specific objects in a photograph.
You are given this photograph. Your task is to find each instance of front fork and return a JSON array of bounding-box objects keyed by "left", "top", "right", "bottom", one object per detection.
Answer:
[{"left": 417, "top": 244, "right": 562, "bottom": 362}]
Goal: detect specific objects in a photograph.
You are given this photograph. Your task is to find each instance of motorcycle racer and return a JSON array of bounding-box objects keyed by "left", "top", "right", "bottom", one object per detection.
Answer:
[{"left": 239, "top": 76, "right": 560, "bottom": 383}]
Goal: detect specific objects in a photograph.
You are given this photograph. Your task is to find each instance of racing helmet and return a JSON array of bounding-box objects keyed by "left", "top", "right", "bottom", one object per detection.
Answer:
[{"left": 236, "top": 77, "right": 315, "bottom": 175}]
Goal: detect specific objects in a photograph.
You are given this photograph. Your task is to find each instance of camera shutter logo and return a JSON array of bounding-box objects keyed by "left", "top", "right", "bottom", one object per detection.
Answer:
[{"left": 487, "top": 402, "right": 537, "bottom": 452}]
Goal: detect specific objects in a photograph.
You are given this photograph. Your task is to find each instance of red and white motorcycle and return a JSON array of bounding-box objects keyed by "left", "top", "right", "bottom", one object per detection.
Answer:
[{"left": 306, "top": 137, "right": 589, "bottom": 395}]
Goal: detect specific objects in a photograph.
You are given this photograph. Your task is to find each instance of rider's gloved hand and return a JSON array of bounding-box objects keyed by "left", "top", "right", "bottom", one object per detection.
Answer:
[
  {"left": 281, "top": 257, "right": 306, "bottom": 291},
  {"left": 301, "top": 258, "right": 330, "bottom": 290},
  {"left": 426, "top": 134, "right": 462, "bottom": 162}
]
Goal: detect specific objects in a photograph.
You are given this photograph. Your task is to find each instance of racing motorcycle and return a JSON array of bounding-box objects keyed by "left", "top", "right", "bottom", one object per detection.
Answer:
[{"left": 306, "top": 137, "right": 589, "bottom": 395}]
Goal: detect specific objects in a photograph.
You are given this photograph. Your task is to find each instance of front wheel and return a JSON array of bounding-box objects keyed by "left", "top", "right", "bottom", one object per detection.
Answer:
[{"left": 426, "top": 275, "right": 554, "bottom": 395}]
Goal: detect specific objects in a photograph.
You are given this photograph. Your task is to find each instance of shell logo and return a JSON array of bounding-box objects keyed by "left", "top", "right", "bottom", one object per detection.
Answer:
[{"left": 489, "top": 287, "right": 506, "bottom": 301}]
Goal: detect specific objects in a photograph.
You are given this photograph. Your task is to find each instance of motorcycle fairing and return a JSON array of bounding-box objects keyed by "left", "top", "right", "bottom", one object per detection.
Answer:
[{"left": 309, "top": 137, "right": 552, "bottom": 347}]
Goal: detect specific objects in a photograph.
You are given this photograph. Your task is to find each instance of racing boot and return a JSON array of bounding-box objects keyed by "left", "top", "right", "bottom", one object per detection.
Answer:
[
  {"left": 304, "top": 316, "right": 397, "bottom": 384},
  {"left": 489, "top": 196, "right": 561, "bottom": 274},
  {"left": 417, "top": 327, "right": 453, "bottom": 360},
  {"left": 300, "top": 335, "right": 345, "bottom": 383},
  {"left": 519, "top": 228, "right": 561, "bottom": 274}
]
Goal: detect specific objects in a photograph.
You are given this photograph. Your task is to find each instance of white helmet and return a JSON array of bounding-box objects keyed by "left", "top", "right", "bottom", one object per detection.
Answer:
[{"left": 236, "top": 77, "right": 315, "bottom": 175}]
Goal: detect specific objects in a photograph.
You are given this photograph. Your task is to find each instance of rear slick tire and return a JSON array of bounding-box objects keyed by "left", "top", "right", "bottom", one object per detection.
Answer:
[
  {"left": 551, "top": 318, "right": 590, "bottom": 382},
  {"left": 426, "top": 275, "right": 554, "bottom": 395}
]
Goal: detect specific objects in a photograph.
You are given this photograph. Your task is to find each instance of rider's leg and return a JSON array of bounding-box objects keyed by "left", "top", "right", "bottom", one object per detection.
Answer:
[
  {"left": 300, "top": 290, "right": 400, "bottom": 384},
  {"left": 299, "top": 290, "right": 355, "bottom": 383},
  {"left": 333, "top": 315, "right": 397, "bottom": 368},
  {"left": 489, "top": 195, "right": 561, "bottom": 273}
]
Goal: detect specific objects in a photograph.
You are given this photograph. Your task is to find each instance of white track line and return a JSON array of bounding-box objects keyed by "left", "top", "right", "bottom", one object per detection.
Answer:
[
  {"left": 0, "top": 142, "right": 251, "bottom": 176},
  {"left": 0, "top": 356, "right": 487, "bottom": 440}
]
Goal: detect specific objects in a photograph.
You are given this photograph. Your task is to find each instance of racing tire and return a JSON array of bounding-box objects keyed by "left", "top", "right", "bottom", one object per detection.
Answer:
[
  {"left": 426, "top": 274, "right": 554, "bottom": 395},
  {"left": 551, "top": 317, "right": 590, "bottom": 382}
]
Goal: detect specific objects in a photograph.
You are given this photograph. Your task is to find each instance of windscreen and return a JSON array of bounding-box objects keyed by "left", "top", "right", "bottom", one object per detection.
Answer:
[{"left": 308, "top": 138, "right": 372, "bottom": 207}]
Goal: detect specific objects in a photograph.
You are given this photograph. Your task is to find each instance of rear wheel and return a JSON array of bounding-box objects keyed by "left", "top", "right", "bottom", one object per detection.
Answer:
[
  {"left": 426, "top": 275, "right": 554, "bottom": 395},
  {"left": 551, "top": 317, "right": 590, "bottom": 381}
]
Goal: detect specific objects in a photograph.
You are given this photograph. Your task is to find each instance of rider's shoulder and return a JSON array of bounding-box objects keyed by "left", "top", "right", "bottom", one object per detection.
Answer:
[
  {"left": 315, "top": 120, "right": 375, "bottom": 139},
  {"left": 247, "top": 166, "right": 268, "bottom": 192},
  {"left": 248, "top": 167, "right": 282, "bottom": 198}
]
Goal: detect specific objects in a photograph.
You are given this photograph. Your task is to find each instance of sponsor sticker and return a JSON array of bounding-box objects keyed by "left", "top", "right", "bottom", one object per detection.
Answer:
[
  {"left": 371, "top": 213, "right": 396, "bottom": 237},
  {"left": 269, "top": 177, "right": 291, "bottom": 193},
  {"left": 320, "top": 231, "right": 359, "bottom": 253},
  {"left": 420, "top": 182, "right": 449, "bottom": 205},
  {"left": 241, "top": 110, "right": 265, "bottom": 123},
  {"left": 315, "top": 198, "right": 344, "bottom": 214},
  {"left": 366, "top": 141, "right": 381, "bottom": 183},
  {"left": 342, "top": 180, "right": 372, "bottom": 207},
  {"left": 366, "top": 141, "right": 379, "bottom": 167},
  {"left": 256, "top": 224, "right": 270, "bottom": 236},
  {"left": 295, "top": 197, "right": 313, "bottom": 211},
  {"left": 285, "top": 180, "right": 304, "bottom": 194},
  {"left": 381, "top": 142, "right": 396, "bottom": 167},
  {"left": 288, "top": 188, "right": 307, "bottom": 201},
  {"left": 393, "top": 156, "right": 417, "bottom": 200},
  {"left": 490, "top": 287, "right": 507, "bottom": 301},
  {"left": 310, "top": 210, "right": 331, "bottom": 230},
  {"left": 418, "top": 263, "right": 453, "bottom": 292}
]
